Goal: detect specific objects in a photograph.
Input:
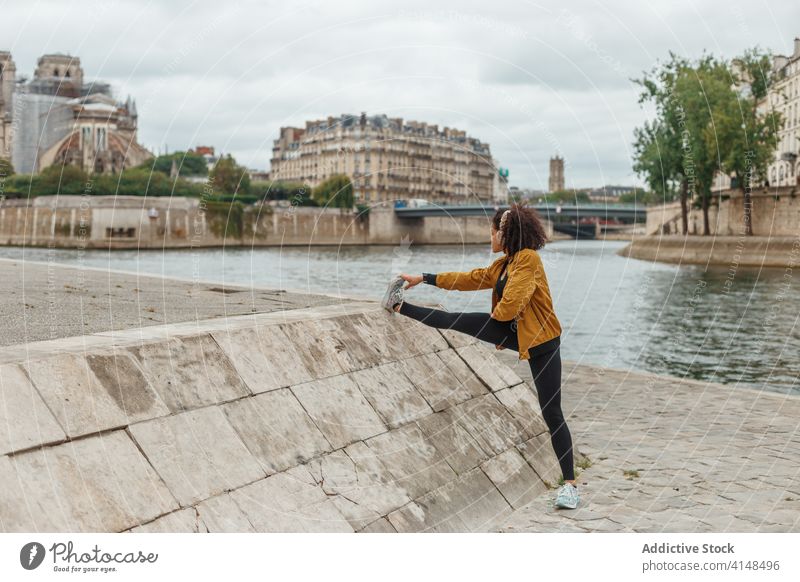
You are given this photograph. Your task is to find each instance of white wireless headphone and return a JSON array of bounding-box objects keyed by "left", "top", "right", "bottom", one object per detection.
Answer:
[{"left": 497, "top": 209, "right": 511, "bottom": 243}]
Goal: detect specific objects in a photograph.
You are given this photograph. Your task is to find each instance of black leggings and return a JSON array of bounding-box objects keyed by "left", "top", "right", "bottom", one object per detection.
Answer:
[{"left": 398, "top": 301, "right": 575, "bottom": 482}]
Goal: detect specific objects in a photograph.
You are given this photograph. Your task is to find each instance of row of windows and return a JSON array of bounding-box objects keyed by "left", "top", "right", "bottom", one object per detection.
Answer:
[
  {"left": 770, "top": 162, "right": 800, "bottom": 183},
  {"left": 80, "top": 126, "right": 107, "bottom": 151},
  {"left": 279, "top": 136, "right": 488, "bottom": 156}
]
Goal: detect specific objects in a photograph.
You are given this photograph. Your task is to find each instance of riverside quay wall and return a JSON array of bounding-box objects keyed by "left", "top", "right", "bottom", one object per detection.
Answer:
[
  {"left": 618, "top": 234, "right": 800, "bottom": 268},
  {"left": 0, "top": 301, "right": 581, "bottom": 533},
  {"left": 0, "top": 195, "right": 532, "bottom": 248},
  {"left": 643, "top": 186, "right": 800, "bottom": 237},
  {"left": 621, "top": 186, "right": 800, "bottom": 268}
]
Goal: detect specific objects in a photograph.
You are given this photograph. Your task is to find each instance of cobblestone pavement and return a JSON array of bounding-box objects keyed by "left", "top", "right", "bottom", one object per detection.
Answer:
[
  {"left": 0, "top": 258, "right": 341, "bottom": 347},
  {"left": 493, "top": 353, "right": 800, "bottom": 533}
]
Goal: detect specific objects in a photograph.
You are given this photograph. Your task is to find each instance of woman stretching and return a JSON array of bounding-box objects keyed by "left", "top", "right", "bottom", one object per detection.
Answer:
[{"left": 380, "top": 203, "right": 579, "bottom": 509}]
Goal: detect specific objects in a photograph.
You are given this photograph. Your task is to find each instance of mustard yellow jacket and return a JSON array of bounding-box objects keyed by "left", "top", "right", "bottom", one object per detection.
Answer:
[{"left": 434, "top": 248, "right": 562, "bottom": 360}]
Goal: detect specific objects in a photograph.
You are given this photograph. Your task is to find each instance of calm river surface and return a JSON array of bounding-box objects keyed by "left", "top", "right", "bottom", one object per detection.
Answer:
[{"left": 2, "top": 240, "right": 797, "bottom": 396}]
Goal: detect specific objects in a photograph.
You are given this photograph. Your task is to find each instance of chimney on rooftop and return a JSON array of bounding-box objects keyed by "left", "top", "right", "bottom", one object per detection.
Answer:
[{"left": 795, "top": 37, "right": 800, "bottom": 57}]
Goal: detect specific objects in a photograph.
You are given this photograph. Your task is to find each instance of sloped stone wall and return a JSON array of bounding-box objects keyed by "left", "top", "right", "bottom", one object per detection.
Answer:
[{"left": 0, "top": 302, "right": 571, "bottom": 533}]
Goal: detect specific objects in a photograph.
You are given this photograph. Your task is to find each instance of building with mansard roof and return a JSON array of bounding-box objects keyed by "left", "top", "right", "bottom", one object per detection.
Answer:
[
  {"left": 766, "top": 37, "right": 800, "bottom": 187},
  {"left": 270, "top": 112, "right": 495, "bottom": 204}
]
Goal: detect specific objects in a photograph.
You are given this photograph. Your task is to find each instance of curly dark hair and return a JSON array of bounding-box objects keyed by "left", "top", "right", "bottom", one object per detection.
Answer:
[{"left": 492, "top": 202, "right": 548, "bottom": 254}]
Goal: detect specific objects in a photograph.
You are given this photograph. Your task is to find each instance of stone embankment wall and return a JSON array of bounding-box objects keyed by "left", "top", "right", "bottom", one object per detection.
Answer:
[
  {"left": 0, "top": 196, "right": 524, "bottom": 248},
  {"left": 623, "top": 186, "right": 800, "bottom": 267},
  {"left": 618, "top": 234, "right": 800, "bottom": 268},
  {"left": 644, "top": 186, "right": 800, "bottom": 237},
  {"left": 0, "top": 302, "right": 576, "bottom": 533}
]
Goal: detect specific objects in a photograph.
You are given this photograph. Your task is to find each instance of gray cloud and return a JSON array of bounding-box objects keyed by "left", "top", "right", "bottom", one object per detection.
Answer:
[{"left": 1, "top": 0, "right": 797, "bottom": 188}]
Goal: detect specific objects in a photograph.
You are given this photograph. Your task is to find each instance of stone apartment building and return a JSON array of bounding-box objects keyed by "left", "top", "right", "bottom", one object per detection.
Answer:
[
  {"left": 766, "top": 37, "right": 800, "bottom": 187},
  {"left": 713, "top": 36, "right": 800, "bottom": 191},
  {"left": 269, "top": 112, "right": 495, "bottom": 204},
  {"left": 0, "top": 52, "right": 151, "bottom": 174}
]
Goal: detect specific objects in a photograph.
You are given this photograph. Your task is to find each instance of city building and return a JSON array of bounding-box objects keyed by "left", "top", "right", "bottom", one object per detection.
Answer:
[
  {"left": 0, "top": 52, "right": 151, "bottom": 174},
  {"left": 766, "top": 37, "right": 800, "bottom": 187},
  {"left": 190, "top": 145, "right": 221, "bottom": 172},
  {"left": 0, "top": 51, "right": 17, "bottom": 161},
  {"left": 269, "top": 112, "right": 495, "bottom": 204},
  {"left": 713, "top": 36, "right": 800, "bottom": 191},
  {"left": 248, "top": 169, "right": 270, "bottom": 182},
  {"left": 492, "top": 161, "right": 509, "bottom": 203},
  {"left": 508, "top": 186, "right": 547, "bottom": 202},
  {"left": 548, "top": 155, "right": 565, "bottom": 192}
]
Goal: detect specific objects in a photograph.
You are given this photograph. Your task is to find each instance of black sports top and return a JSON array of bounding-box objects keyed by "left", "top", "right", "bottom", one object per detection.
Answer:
[{"left": 495, "top": 261, "right": 509, "bottom": 300}]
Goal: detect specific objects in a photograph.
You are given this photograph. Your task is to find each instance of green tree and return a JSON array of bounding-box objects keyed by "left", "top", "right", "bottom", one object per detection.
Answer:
[
  {"left": 722, "top": 48, "right": 783, "bottom": 235},
  {"left": 312, "top": 174, "right": 354, "bottom": 209},
  {"left": 144, "top": 151, "right": 208, "bottom": 176},
  {"left": 634, "top": 53, "right": 743, "bottom": 235},
  {"left": 36, "top": 164, "right": 89, "bottom": 195},
  {"left": 210, "top": 154, "right": 250, "bottom": 196},
  {"left": 633, "top": 53, "right": 693, "bottom": 234},
  {"left": 0, "top": 157, "right": 13, "bottom": 178},
  {"left": 672, "top": 54, "right": 735, "bottom": 235},
  {"left": 254, "top": 180, "right": 316, "bottom": 205},
  {"left": 544, "top": 189, "right": 590, "bottom": 204}
]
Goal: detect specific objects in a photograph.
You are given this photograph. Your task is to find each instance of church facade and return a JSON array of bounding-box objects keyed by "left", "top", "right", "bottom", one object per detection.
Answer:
[{"left": 0, "top": 52, "right": 151, "bottom": 174}]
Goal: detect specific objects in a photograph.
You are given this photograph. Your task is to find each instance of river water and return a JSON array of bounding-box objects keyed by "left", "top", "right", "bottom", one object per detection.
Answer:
[{"left": 2, "top": 239, "right": 797, "bottom": 396}]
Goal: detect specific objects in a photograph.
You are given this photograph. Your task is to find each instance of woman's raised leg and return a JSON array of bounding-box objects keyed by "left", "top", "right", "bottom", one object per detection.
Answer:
[{"left": 397, "top": 301, "right": 518, "bottom": 350}]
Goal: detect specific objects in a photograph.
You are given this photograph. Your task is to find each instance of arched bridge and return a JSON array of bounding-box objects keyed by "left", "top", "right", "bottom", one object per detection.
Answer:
[
  {"left": 394, "top": 203, "right": 646, "bottom": 239},
  {"left": 394, "top": 203, "right": 646, "bottom": 221}
]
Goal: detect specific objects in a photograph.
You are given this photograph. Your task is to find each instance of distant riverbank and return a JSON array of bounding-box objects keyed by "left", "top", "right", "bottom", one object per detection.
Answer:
[{"left": 620, "top": 234, "right": 800, "bottom": 268}]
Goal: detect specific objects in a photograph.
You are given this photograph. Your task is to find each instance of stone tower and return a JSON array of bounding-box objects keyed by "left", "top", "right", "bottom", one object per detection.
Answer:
[
  {"left": 548, "top": 155, "right": 564, "bottom": 192},
  {"left": 0, "top": 51, "right": 15, "bottom": 161},
  {"left": 34, "top": 54, "right": 83, "bottom": 96}
]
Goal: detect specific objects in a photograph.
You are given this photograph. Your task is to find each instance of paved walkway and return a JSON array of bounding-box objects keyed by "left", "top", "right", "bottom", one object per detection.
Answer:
[
  {"left": 0, "top": 258, "right": 340, "bottom": 347},
  {"left": 494, "top": 353, "right": 800, "bottom": 532}
]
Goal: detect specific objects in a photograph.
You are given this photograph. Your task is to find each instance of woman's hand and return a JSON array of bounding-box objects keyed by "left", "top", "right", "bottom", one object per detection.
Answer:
[{"left": 399, "top": 273, "right": 423, "bottom": 289}]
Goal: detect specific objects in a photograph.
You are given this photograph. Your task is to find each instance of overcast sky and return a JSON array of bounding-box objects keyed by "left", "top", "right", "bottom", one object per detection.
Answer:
[{"left": 2, "top": 0, "right": 798, "bottom": 189}]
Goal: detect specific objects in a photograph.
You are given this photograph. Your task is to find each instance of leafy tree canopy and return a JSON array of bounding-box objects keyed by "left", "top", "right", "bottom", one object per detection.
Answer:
[
  {"left": 312, "top": 174, "right": 354, "bottom": 209},
  {"left": 210, "top": 154, "right": 251, "bottom": 196}
]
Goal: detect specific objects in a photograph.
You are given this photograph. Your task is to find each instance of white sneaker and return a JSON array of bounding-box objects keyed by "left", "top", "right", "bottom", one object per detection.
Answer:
[
  {"left": 381, "top": 276, "right": 405, "bottom": 313},
  {"left": 554, "top": 483, "right": 579, "bottom": 509}
]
